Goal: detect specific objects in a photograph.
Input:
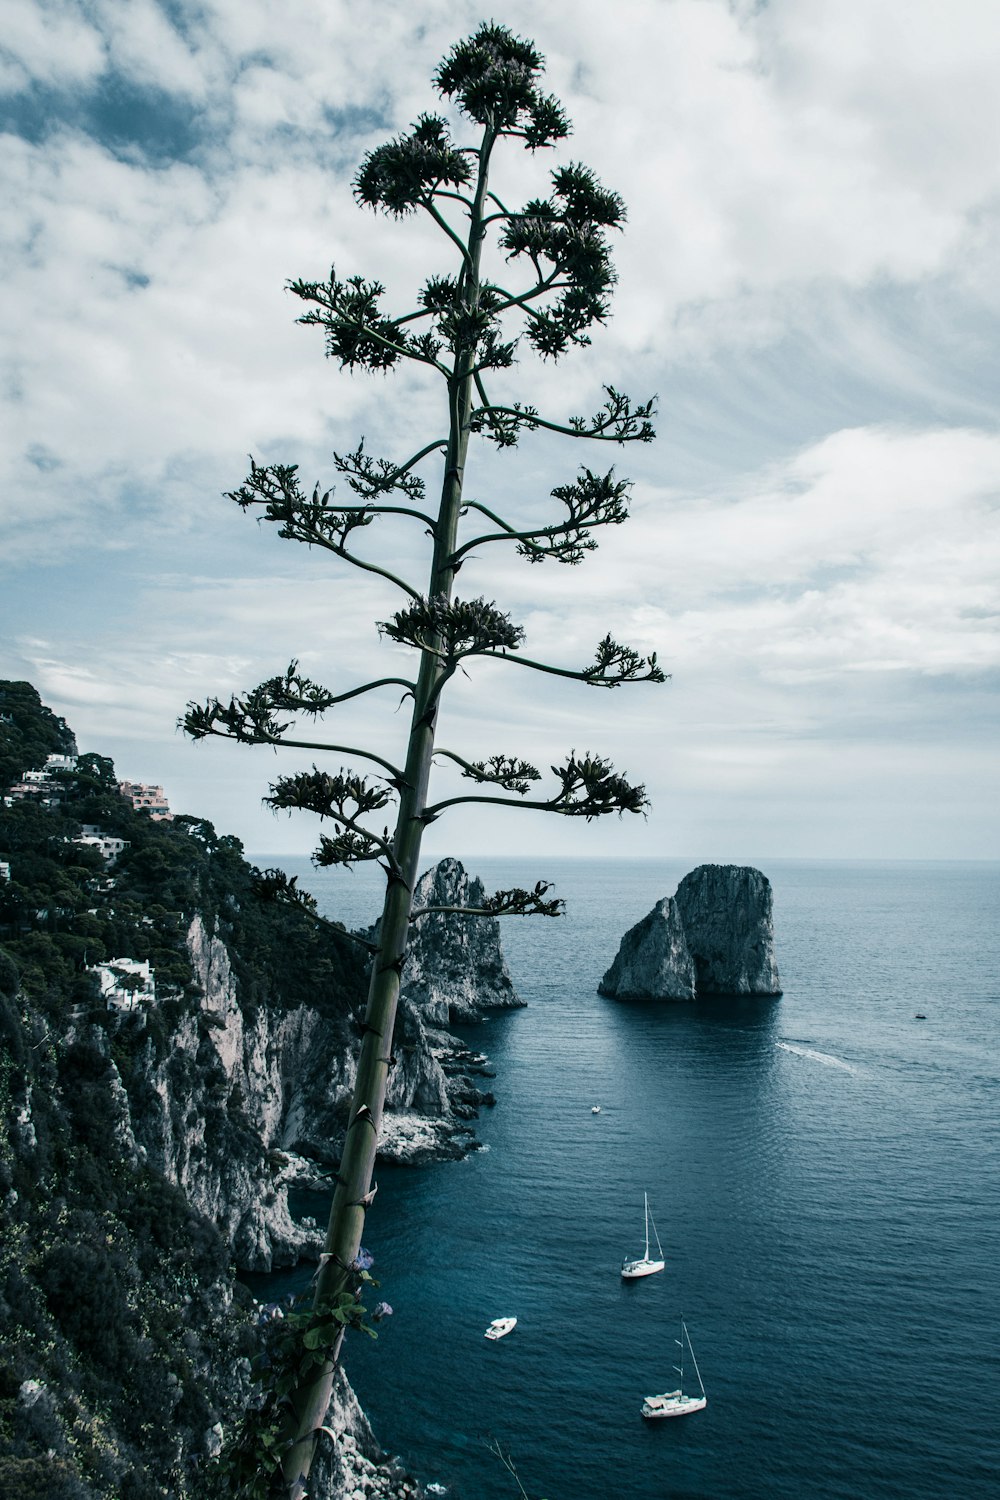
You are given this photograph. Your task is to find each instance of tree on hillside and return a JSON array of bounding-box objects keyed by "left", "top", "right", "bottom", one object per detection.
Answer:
[
  {"left": 0, "top": 680, "right": 76, "bottom": 791},
  {"left": 185, "top": 24, "right": 664, "bottom": 1497}
]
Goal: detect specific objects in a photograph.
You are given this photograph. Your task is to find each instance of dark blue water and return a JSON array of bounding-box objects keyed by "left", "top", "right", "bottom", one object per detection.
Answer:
[{"left": 257, "top": 858, "right": 1000, "bottom": 1500}]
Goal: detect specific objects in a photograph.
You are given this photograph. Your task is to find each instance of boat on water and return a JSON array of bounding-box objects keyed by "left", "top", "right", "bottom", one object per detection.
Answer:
[
  {"left": 641, "top": 1320, "right": 707, "bottom": 1419},
  {"left": 484, "top": 1317, "right": 517, "bottom": 1340},
  {"left": 621, "top": 1192, "right": 665, "bottom": 1279},
  {"left": 591, "top": 1105, "right": 602, "bottom": 1114}
]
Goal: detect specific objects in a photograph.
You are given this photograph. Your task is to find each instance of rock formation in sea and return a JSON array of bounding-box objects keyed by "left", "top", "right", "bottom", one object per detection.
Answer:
[
  {"left": 597, "top": 896, "right": 696, "bottom": 1000},
  {"left": 674, "top": 864, "right": 781, "bottom": 996},
  {"left": 599, "top": 864, "right": 781, "bottom": 1001},
  {"left": 397, "top": 856, "right": 524, "bottom": 1023}
]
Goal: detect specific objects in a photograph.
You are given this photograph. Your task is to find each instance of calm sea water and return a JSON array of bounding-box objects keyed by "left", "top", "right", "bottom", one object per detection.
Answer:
[{"left": 256, "top": 857, "right": 1000, "bottom": 1500}]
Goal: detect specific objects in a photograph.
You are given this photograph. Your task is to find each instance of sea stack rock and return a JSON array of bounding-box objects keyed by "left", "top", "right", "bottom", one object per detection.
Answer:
[
  {"left": 399, "top": 857, "right": 524, "bottom": 1023},
  {"left": 597, "top": 896, "right": 696, "bottom": 1001},
  {"left": 674, "top": 864, "right": 781, "bottom": 996}
]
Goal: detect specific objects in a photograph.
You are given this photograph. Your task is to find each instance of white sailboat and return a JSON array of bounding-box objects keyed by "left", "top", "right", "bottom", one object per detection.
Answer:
[
  {"left": 641, "top": 1320, "right": 707, "bottom": 1419},
  {"left": 621, "top": 1191, "right": 665, "bottom": 1279}
]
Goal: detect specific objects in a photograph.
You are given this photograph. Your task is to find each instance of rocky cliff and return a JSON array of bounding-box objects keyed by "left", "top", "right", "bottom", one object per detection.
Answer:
[
  {"left": 132, "top": 880, "right": 507, "bottom": 1274},
  {"left": 0, "top": 684, "right": 522, "bottom": 1499},
  {"left": 599, "top": 864, "right": 781, "bottom": 1000},
  {"left": 397, "top": 857, "right": 525, "bottom": 1023},
  {"left": 0, "top": 976, "right": 423, "bottom": 1500}
]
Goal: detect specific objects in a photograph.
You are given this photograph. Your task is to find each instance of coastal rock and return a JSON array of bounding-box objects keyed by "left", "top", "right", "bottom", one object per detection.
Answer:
[
  {"left": 1, "top": 985, "right": 423, "bottom": 1500},
  {"left": 128, "top": 881, "right": 515, "bottom": 1270},
  {"left": 674, "top": 864, "right": 781, "bottom": 995},
  {"left": 127, "top": 916, "right": 333, "bottom": 1271},
  {"left": 598, "top": 864, "right": 781, "bottom": 1002},
  {"left": 309, "top": 1368, "right": 427, "bottom": 1500},
  {"left": 597, "top": 897, "right": 696, "bottom": 1000},
  {"left": 398, "top": 857, "right": 524, "bottom": 1023}
]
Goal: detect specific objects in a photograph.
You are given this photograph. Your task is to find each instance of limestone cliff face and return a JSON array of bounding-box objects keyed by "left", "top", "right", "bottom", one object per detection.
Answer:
[
  {"left": 127, "top": 868, "right": 514, "bottom": 1271},
  {"left": 3, "top": 989, "right": 425, "bottom": 1500},
  {"left": 400, "top": 858, "right": 524, "bottom": 1022},
  {"left": 675, "top": 864, "right": 781, "bottom": 996},
  {"left": 598, "top": 864, "right": 781, "bottom": 1001},
  {"left": 127, "top": 914, "right": 338, "bottom": 1270},
  {"left": 597, "top": 896, "right": 696, "bottom": 1000}
]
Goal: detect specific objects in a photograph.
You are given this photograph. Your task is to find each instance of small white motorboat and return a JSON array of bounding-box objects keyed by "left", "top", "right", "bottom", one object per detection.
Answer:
[
  {"left": 591, "top": 1105, "right": 602, "bottom": 1114},
  {"left": 641, "top": 1320, "right": 707, "bottom": 1419},
  {"left": 621, "top": 1191, "right": 665, "bottom": 1279},
  {"left": 484, "top": 1317, "right": 517, "bottom": 1340}
]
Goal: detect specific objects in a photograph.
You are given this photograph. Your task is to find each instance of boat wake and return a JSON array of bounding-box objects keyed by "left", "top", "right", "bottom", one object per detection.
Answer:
[{"left": 776, "top": 1040, "right": 857, "bottom": 1074}]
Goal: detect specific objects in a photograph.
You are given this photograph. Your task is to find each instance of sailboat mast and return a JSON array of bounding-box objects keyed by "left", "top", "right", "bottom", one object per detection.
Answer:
[
  {"left": 643, "top": 1191, "right": 650, "bottom": 1260},
  {"left": 685, "top": 1321, "right": 706, "bottom": 1397}
]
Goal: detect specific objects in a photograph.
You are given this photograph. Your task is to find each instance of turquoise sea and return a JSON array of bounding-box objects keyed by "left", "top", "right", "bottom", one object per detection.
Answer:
[{"left": 257, "top": 857, "right": 1000, "bottom": 1500}]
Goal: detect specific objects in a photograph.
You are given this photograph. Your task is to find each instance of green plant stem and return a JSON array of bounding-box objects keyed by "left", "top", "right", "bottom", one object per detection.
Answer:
[{"left": 281, "top": 121, "right": 496, "bottom": 1500}]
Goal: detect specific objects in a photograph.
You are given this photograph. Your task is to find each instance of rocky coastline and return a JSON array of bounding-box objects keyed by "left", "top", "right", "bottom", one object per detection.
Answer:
[
  {"left": 2, "top": 859, "right": 503, "bottom": 1500},
  {"left": 154, "top": 890, "right": 507, "bottom": 1276},
  {"left": 0, "top": 680, "right": 515, "bottom": 1499}
]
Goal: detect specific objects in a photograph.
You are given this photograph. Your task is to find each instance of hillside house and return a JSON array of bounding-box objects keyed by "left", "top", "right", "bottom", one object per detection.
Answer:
[
  {"left": 118, "top": 781, "right": 172, "bottom": 820},
  {"left": 89, "top": 958, "right": 155, "bottom": 1012},
  {"left": 74, "top": 829, "right": 130, "bottom": 864}
]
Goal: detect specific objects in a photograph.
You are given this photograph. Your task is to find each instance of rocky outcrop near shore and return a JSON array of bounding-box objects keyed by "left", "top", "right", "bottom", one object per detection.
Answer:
[
  {"left": 599, "top": 864, "right": 781, "bottom": 1001},
  {"left": 308, "top": 1369, "right": 427, "bottom": 1500},
  {"left": 128, "top": 900, "right": 506, "bottom": 1273},
  {"left": 597, "top": 896, "right": 696, "bottom": 1000},
  {"left": 398, "top": 857, "right": 524, "bottom": 1022}
]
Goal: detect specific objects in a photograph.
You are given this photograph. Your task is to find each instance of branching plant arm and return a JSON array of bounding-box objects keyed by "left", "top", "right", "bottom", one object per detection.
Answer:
[
  {"left": 421, "top": 196, "right": 475, "bottom": 269},
  {"left": 251, "top": 868, "right": 379, "bottom": 952},
  {"left": 478, "top": 645, "right": 666, "bottom": 688},
  {"left": 185, "top": 709, "right": 407, "bottom": 786}
]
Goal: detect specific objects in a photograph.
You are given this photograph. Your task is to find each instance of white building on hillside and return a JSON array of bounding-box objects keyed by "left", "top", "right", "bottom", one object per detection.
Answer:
[
  {"left": 45, "top": 754, "right": 78, "bottom": 772},
  {"left": 90, "top": 958, "right": 155, "bottom": 1011},
  {"left": 75, "top": 827, "right": 130, "bottom": 864}
]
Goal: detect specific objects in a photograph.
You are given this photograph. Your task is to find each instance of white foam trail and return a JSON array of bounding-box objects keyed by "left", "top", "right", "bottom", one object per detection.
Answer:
[{"left": 776, "top": 1040, "right": 857, "bottom": 1074}]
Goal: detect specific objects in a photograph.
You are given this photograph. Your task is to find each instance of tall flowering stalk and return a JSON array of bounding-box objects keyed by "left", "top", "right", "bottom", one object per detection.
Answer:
[{"left": 185, "top": 24, "right": 662, "bottom": 1497}]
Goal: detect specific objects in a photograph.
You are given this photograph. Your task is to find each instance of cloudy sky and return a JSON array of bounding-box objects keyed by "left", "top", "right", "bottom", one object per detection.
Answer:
[{"left": 2, "top": 0, "right": 998, "bottom": 864}]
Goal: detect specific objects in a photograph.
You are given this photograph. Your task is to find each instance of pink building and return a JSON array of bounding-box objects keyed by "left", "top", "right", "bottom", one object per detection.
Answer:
[{"left": 118, "top": 781, "right": 172, "bottom": 820}]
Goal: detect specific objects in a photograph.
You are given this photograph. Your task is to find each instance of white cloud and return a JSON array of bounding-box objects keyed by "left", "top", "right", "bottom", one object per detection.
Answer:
[
  {"left": 621, "top": 425, "right": 1000, "bottom": 679},
  {"left": 0, "top": 0, "right": 106, "bottom": 91},
  {"left": 2, "top": 1, "right": 999, "bottom": 858},
  {"left": 95, "top": 0, "right": 209, "bottom": 98}
]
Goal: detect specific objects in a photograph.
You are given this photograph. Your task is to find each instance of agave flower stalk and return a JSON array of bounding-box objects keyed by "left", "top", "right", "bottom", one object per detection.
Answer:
[{"left": 184, "top": 24, "right": 664, "bottom": 1497}]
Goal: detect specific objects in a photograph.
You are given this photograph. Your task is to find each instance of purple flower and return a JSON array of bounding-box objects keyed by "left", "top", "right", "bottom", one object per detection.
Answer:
[
  {"left": 351, "top": 1248, "right": 375, "bottom": 1272},
  {"left": 373, "top": 1302, "right": 393, "bottom": 1321}
]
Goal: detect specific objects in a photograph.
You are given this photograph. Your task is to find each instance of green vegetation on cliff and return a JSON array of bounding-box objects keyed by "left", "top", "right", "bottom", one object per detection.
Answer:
[
  {"left": 0, "top": 682, "right": 369, "bottom": 1497},
  {"left": 0, "top": 680, "right": 77, "bottom": 791},
  {"left": 0, "top": 682, "right": 365, "bottom": 1026}
]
